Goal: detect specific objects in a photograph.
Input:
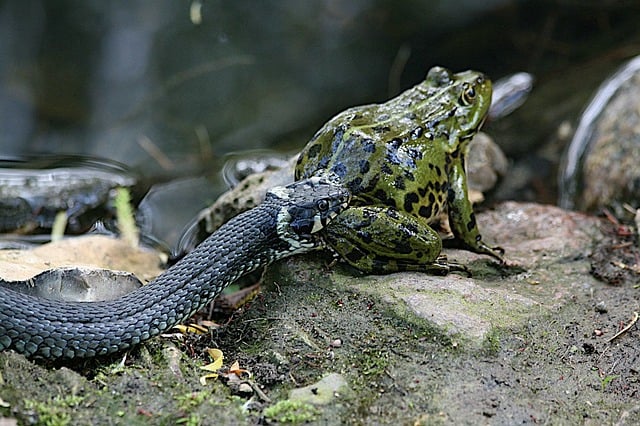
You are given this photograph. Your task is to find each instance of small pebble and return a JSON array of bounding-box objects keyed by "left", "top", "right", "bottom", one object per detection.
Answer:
[
  {"left": 238, "top": 383, "right": 253, "bottom": 394},
  {"left": 594, "top": 301, "right": 608, "bottom": 313},
  {"left": 330, "top": 338, "right": 342, "bottom": 348},
  {"left": 594, "top": 329, "right": 604, "bottom": 336}
]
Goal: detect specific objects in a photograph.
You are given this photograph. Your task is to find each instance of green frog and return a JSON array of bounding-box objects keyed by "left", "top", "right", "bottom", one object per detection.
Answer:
[{"left": 295, "top": 66, "right": 504, "bottom": 274}]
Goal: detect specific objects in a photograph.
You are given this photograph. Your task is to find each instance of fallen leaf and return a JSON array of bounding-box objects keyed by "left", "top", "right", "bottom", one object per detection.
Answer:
[
  {"left": 173, "top": 324, "right": 208, "bottom": 334},
  {"left": 199, "top": 348, "right": 224, "bottom": 385}
]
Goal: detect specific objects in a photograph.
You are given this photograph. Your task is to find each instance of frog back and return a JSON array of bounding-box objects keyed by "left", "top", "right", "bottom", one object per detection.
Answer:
[{"left": 295, "top": 105, "right": 455, "bottom": 223}]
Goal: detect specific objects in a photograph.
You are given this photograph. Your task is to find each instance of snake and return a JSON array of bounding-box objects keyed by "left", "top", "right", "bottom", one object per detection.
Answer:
[{"left": 0, "top": 176, "right": 350, "bottom": 360}]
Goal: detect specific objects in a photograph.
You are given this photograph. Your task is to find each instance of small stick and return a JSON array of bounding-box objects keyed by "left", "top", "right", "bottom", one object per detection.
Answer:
[{"left": 607, "top": 311, "right": 639, "bottom": 343}]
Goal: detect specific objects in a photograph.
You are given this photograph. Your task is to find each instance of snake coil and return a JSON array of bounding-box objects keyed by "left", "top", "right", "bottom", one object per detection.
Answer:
[{"left": 0, "top": 177, "right": 350, "bottom": 360}]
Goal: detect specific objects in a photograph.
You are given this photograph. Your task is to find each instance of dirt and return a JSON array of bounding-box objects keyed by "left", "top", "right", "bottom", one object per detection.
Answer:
[{"left": 1, "top": 202, "right": 639, "bottom": 425}]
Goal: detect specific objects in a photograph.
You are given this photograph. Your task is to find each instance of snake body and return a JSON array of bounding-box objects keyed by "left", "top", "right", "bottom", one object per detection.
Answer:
[{"left": 0, "top": 177, "right": 350, "bottom": 360}]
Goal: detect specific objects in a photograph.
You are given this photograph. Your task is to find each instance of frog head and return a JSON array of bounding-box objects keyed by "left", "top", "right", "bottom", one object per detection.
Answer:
[{"left": 423, "top": 66, "right": 492, "bottom": 148}]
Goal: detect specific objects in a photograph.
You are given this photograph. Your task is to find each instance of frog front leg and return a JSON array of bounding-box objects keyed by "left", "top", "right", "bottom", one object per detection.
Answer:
[
  {"left": 446, "top": 156, "right": 504, "bottom": 262},
  {"left": 322, "top": 205, "right": 469, "bottom": 275}
]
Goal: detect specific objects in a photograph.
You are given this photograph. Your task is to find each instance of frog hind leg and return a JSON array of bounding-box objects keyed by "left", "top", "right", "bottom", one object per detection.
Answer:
[
  {"left": 323, "top": 205, "right": 469, "bottom": 275},
  {"left": 446, "top": 158, "right": 504, "bottom": 263}
]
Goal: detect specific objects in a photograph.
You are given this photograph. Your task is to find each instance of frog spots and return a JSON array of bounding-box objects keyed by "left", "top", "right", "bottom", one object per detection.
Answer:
[
  {"left": 410, "top": 126, "right": 424, "bottom": 140},
  {"left": 405, "top": 222, "right": 419, "bottom": 236},
  {"left": 331, "top": 162, "right": 347, "bottom": 179},
  {"left": 374, "top": 189, "right": 396, "bottom": 208},
  {"left": 466, "top": 213, "right": 477, "bottom": 232},
  {"left": 307, "top": 143, "right": 322, "bottom": 160},
  {"left": 385, "top": 138, "right": 420, "bottom": 169},
  {"left": 447, "top": 187, "right": 456, "bottom": 203},
  {"left": 394, "top": 176, "right": 406, "bottom": 191},
  {"left": 381, "top": 163, "right": 394, "bottom": 175},
  {"left": 361, "top": 138, "right": 376, "bottom": 153},
  {"left": 407, "top": 147, "right": 423, "bottom": 161},
  {"left": 403, "top": 192, "right": 419, "bottom": 213},
  {"left": 418, "top": 205, "right": 433, "bottom": 219},
  {"left": 384, "top": 207, "right": 400, "bottom": 220},
  {"left": 416, "top": 178, "right": 444, "bottom": 207},
  {"left": 388, "top": 137, "right": 403, "bottom": 152},
  {"left": 345, "top": 248, "right": 365, "bottom": 263},
  {"left": 317, "top": 153, "right": 331, "bottom": 171},
  {"left": 427, "top": 163, "right": 443, "bottom": 177},
  {"left": 373, "top": 125, "right": 391, "bottom": 134},
  {"left": 359, "top": 159, "right": 370, "bottom": 175},
  {"left": 347, "top": 176, "right": 364, "bottom": 193},
  {"left": 357, "top": 229, "right": 373, "bottom": 244}
]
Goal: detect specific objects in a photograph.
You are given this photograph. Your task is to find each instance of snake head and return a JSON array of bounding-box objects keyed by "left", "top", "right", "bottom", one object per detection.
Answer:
[{"left": 268, "top": 176, "right": 351, "bottom": 252}]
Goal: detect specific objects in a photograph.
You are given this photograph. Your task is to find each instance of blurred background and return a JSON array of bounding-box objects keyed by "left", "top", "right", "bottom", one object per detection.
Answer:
[{"left": 1, "top": 0, "right": 640, "bottom": 245}]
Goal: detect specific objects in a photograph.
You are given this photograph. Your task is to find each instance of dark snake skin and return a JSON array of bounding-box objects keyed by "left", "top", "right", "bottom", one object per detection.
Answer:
[{"left": 0, "top": 177, "right": 349, "bottom": 360}]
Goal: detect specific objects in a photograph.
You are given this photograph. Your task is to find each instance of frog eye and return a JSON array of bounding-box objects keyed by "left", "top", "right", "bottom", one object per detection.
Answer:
[
  {"left": 316, "top": 199, "right": 329, "bottom": 212},
  {"left": 460, "top": 83, "right": 476, "bottom": 106}
]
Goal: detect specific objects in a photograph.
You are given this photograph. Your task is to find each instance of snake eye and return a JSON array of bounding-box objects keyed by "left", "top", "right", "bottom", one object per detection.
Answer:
[
  {"left": 460, "top": 83, "right": 476, "bottom": 106},
  {"left": 316, "top": 199, "right": 329, "bottom": 212}
]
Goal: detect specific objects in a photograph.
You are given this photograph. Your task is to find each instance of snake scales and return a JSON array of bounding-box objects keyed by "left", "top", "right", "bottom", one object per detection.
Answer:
[{"left": 0, "top": 177, "right": 350, "bottom": 360}]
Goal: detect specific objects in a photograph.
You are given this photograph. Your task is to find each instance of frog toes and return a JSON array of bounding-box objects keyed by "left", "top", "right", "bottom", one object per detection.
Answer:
[
  {"left": 324, "top": 249, "right": 341, "bottom": 268},
  {"left": 435, "top": 255, "right": 471, "bottom": 277},
  {"left": 490, "top": 246, "right": 507, "bottom": 264},
  {"left": 477, "top": 242, "right": 506, "bottom": 264},
  {"left": 449, "top": 263, "right": 472, "bottom": 277}
]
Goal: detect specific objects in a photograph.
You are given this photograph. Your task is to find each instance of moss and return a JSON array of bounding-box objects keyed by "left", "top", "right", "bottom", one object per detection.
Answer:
[
  {"left": 263, "top": 400, "right": 319, "bottom": 424},
  {"left": 23, "top": 395, "right": 84, "bottom": 426},
  {"left": 480, "top": 327, "right": 503, "bottom": 355},
  {"left": 175, "top": 390, "right": 211, "bottom": 412}
]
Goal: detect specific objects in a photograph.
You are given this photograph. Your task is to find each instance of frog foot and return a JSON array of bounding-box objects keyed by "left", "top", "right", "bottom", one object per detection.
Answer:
[
  {"left": 476, "top": 242, "right": 506, "bottom": 264},
  {"left": 433, "top": 255, "right": 471, "bottom": 277}
]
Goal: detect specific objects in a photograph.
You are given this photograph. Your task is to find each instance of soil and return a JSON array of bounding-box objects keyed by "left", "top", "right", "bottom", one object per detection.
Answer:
[{"left": 1, "top": 202, "right": 639, "bottom": 425}]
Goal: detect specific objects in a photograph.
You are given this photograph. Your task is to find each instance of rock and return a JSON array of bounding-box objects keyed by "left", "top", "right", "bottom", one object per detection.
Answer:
[
  {"left": 466, "top": 132, "right": 509, "bottom": 200},
  {"left": 271, "top": 202, "right": 604, "bottom": 347},
  {"left": 288, "top": 373, "right": 351, "bottom": 405},
  {"left": 560, "top": 54, "right": 640, "bottom": 215},
  {"left": 0, "top": 235, "right": 163, "bottom": 283}
]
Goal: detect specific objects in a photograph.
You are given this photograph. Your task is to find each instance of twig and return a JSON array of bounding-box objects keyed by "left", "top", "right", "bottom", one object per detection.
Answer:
[
  {"left": 244, "top": 379, "right": 271, "bottom": 402},
  {"left": 607, "top": 311, "right": 639, "bottom": 343}
]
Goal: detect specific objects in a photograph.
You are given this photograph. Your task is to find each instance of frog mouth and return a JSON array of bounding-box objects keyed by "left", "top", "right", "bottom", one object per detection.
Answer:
[
  {"left": 460, "top": 116, "right": 487, "bottom": 141},
  {"left": 467, "top": 115, "right": 488, "bottom": 137}
]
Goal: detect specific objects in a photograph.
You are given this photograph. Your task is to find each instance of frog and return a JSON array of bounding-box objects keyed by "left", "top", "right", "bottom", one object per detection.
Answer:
[{"left": 295, "top": 66, "right": 504, "bottom": 274}]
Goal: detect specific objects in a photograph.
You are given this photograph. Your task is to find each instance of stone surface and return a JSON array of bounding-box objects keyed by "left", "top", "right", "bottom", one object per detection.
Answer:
[
  {"left": 276, "top": 202, "right": 604, "bottom": 346},
  {"left": 0, "top": 235, "right": 163, "bottom": 282},
  {"left": 289, "top": 373, "right": 351, "bottom": 405},
  {"left": 3, "top": 202, "right": 638, "bottom": 425}
]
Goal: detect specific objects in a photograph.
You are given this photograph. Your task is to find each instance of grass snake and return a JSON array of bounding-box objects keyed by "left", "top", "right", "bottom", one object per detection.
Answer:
[{"left": 0, "top": 176, "right": 350, "bottom": 360}]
